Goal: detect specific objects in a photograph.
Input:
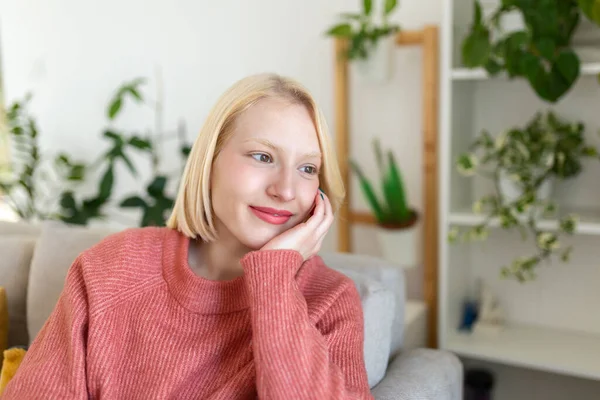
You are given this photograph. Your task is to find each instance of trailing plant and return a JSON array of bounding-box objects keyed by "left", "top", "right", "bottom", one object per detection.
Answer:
[
  {"left": 0, "top": 77, "right": 192, "bottom": 227},
  {"left": 325, "top": 0, "right": 401, "bottom": 61},
  {"left": 461, "top": 0, "right": 600, "bottom": 103},
  {"left": 350, "top": 138, "right": 418, "bottom": 228},
  {"left": 450, "top": 110, "right": 600, "bottom": 282}
]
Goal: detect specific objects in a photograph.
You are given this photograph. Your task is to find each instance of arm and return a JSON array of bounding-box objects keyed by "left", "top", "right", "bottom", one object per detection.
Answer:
[
  {"left": 1, "top": 256, "right": 89, "bottom": 399},
  {"left": 371, "top": 349, "right": 463, "bottom": 400},
  {"left": 241, "top": 250, "right": 373, "bottom": 400}
]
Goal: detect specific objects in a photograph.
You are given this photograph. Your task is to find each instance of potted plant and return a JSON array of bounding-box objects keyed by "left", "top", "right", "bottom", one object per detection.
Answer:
[
  {"left": 460, "top": 0, "right": 600, "bottom": 103},
  {"left": 350, "top": 138, "right": 420, "bottom": 267},
  {"left": 451, "top": 110, "right": 600, "bottom": 282},
  {"left": 325, "top": 0, "right": 401, "bottom": 83}
]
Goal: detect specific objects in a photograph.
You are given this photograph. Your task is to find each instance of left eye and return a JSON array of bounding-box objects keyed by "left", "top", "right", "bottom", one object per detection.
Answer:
[
  {"left": 252, "top": 153, "right": 272, "bottom": 163},
  {"left": 302, "top": 166, "right": 318, "bottom": 175}
]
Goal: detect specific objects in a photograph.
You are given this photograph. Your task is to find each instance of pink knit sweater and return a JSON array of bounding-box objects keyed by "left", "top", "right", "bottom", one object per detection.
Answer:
[{"left": 2, "top": 227, "right": 373, "bottom": 399}]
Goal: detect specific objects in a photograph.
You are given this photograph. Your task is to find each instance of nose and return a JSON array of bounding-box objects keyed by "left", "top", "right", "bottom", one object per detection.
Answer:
[{"left": 267, "top": 167, "right": 296, "bottom": 202}]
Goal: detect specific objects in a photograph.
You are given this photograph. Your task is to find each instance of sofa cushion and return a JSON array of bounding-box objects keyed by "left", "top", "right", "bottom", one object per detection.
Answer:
[
  {"left": 0, "top": 235, "right": 37, "bottom": 347},
  {"left": 320, "top": 251, "right": 406, "bottom": 357},
  {"left": 27, "top": 221, "right": 114, "bottom": 342},
  {"left": 0, "top": 221, "right": 41, "bottom": 237},
  {"left": 339, "top": 269, "right": 394, "bottom": 388}
]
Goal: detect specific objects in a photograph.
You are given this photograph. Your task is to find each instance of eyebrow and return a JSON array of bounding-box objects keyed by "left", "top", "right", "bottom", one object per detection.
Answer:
[{"left": 244, "top": 138, "right": 321, "bottom": 159}]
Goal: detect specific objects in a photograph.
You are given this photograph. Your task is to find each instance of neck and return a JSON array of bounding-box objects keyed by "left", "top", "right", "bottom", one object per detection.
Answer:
[{"left": 189, "top": 224, "right": 250, "bottom": 281}]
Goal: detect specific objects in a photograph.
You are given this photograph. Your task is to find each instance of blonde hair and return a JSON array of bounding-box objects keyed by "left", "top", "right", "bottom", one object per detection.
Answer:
[{"left": 166, "top": 72, "right": 345, "bottom": 241}]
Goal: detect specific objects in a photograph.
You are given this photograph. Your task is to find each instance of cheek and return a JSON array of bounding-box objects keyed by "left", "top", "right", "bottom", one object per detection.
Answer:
[
  {"left": 211, "top": 158, "right": 267, "bottom": 214},
  {"left": 298, "top": 184, "right": 319, "bottom": 213}
]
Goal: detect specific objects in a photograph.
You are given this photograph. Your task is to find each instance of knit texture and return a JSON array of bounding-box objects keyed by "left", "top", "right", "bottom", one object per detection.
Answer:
[{"left": 2, "top": 227, "right": 373, "bottom": 399}]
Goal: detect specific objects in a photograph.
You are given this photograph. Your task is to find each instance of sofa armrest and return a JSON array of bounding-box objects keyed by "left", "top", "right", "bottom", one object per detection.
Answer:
[{"left": 371, "top": 348, "right": 463, "bottom": 400}]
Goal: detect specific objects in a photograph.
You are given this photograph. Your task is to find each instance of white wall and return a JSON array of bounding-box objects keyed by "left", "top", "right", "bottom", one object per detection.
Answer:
[
  {"left": 2, "top": 1, "right": 599, "bottom": 398},
  {"left": 0, "top": 0, "right": 441, "bottom": 299}
]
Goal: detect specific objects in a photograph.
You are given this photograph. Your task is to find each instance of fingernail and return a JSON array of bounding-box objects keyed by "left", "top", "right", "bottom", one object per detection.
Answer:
[{"left": 320, "top": 193, "right": 324, "bottom": 200}]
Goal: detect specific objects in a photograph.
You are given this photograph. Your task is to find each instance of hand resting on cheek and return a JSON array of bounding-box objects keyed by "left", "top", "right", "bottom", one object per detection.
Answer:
[{"left": 260, "top": 189, "right": 333, "bottom": 261}]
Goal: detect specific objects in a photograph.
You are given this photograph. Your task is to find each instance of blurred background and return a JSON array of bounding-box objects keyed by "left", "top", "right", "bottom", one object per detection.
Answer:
[{"left": 2, "top": 1, "right": 600, "bottom": 399}]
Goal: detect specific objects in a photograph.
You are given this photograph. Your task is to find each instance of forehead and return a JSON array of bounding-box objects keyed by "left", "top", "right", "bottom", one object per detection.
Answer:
[{"left": 232, "top": 97, "right": 320, "bottom": 150}]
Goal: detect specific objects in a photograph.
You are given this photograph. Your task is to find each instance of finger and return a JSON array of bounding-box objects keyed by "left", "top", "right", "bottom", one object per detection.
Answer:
[
  {"left": 306, "top": 192, "right": 325, "bottom": 229},
  {"left": 315, "top": 194, "right": 334, "bottom": 238}
]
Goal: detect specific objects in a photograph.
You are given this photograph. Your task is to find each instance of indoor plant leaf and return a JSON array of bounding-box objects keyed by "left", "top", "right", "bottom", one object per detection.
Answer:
[
  {"left": 384, "top": 0, "right": 397, "bottom": 15},
  {"left": 462, "top": 27, "right": 491, "bottom": 67},
  {"left": 363, "top": 0, "right": 373, "bottom": 16},
  {"left": 98, "top": 164, "right": 114, "bottom": 201},
  {"left": 350, "top": 160, "right": 385, "bottom": 222},
  {"left": 578, "top": 0, "right": 600, "bottom": 25},
  {"left": 326, "top": 23, "right": 353, "bottom": 37},
  {"left": 384, "top": 150, "right": 410, "bottom": 223},
  {"left": 120, "top": 195, "right": 148, "bottom": 208},
  {"left": 108, "top": 97, "right": 122, "bottom": 120}
]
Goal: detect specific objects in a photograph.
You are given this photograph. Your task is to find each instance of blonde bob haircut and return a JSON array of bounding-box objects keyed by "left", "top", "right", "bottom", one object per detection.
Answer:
[{"left": 166, "top": 72, "right": 346, "bottom": 241}]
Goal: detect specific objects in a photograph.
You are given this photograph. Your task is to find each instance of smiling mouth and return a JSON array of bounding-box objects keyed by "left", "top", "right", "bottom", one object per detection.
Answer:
[{"left": 249, "top": 206, "right": 293, "bottom": 225}]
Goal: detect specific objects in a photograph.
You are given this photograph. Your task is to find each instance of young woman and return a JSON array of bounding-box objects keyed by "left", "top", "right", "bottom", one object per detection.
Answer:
[{"left": 2, "top": 73, "right": 373, "bottom": 399}]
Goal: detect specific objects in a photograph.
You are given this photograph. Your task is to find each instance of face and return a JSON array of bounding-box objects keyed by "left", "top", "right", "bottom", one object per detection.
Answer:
[{"left": 210, "top": 97, "right": 322, "bottom": 250}]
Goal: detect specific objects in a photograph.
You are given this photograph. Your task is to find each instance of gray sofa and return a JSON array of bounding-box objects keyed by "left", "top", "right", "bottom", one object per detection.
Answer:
[{"left": 0, "top": 220, "right": 462, "bottom": 399}]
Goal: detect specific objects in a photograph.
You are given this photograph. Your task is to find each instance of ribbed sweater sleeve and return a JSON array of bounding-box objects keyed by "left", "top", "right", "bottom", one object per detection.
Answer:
[
  {"left": 241, "top": 250, "right": 373, "bottom": 400},
  {"left": 2, "top": 255, "right": 89, "bottom": 399}
]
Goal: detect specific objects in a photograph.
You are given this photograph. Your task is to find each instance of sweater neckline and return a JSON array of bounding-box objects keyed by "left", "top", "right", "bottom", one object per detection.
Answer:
[{"left": 161, "top": 228, "right": 249, "bottom": 314}]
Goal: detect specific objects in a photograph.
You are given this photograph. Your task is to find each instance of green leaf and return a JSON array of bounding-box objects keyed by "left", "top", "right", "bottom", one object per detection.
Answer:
[
  {"left": 55, "top": 154, "right": 70, "bottom": 166},
  {"left": 103, "top": 130, "right": 124, "bottom": 143},
  {"left": 147, "top": 176, "right": 168, "bottom": 197},
  {"left": 59, "top": 192, "right": 77, "bottom": 210},
  {"left": 485, "top": 58, "right": 503, "bottom": 75},
  {"left": 128, "top": 136, "right": 153, "bottom": 150},
  {"left": 127, "top": 87, "right": 143, "bottom": 102},
  {"left": 385, "top": 150, "right": 410, "bottom": 222},
  {"left": 68, "top": 164, "right": 85, "bottom": 181},
  {"left": 350, "top": 160, "right": 385, "bottom": 222},
  {"left": 373, "top": 138, "right": 385, "bottom": 179},
  {"left": 554, "top": 49, "right": 580, "bottom": 84},
  {"left": 327, "top": 23, "right": 353, "bottom": 37},
  {"left": 363, "top": 0, "right": 372, "bottom": 16},
  {"left": 181, "top": 145, "right": 192, "bottom": 158},
  {"left": 98, "top": 165, "right": 114, "bottom": 201},
  {"left": 534, "top": 37, "right": 556, "bottom": 60},
  {"left": 384, "top": 0, "right": 397, "bottom": 15},
  {"left": 462, "top": 29, "right": 491, "bottom": 67},
  {"left": 118, "top": 151, "right": 137, "bottom": 176},
  {"left": 108, "top": 97, "right": 122, "bottom": 119},
  {"left": 578, "top": 0, "right": 600, "bottom": 26},
  {"left": 120, "top": 195, "right": 147, "bottom": 208},
  {"left": 473, "top": 0, "right": 483, "bottom": 27}
]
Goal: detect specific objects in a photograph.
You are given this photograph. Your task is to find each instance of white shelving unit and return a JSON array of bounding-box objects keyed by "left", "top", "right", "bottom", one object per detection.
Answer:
[{"left": 439, "top": 0, "right": 600, "bottom": 386}]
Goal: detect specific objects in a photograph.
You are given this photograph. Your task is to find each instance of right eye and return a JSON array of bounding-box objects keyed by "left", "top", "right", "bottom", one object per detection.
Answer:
[{"left": 251, "top": 153, "right": 272, "bottom": 163}]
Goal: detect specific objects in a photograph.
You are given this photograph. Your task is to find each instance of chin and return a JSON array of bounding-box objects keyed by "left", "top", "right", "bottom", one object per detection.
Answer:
[{"left": 238, "top": 229, "right": 278, "bottom": 250}]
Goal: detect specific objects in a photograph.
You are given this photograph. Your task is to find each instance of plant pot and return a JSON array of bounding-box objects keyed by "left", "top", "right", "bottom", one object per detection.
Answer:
[
  {"left": 498, "top": 171, "right": 553, "bottom": 205},
  {"left": 376, "top": 211, "right": 419, "bottom": 268},
  {"left": 354, "top": 35, "right": 395, "bottom": 84}
]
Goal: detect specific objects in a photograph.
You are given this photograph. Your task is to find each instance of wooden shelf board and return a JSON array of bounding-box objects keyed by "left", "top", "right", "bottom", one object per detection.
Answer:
[
  {"left": 451, "top": 63, "right": 600, "bottom": 81},
  {"left": 347, "top": 211, "right": 377, "bottom": 225},
  {"left": 446, "top": 324, "right": 600, "bottom": 381},
  {"left": 448, "top": 207, "right": 600, "bottom": 235}
]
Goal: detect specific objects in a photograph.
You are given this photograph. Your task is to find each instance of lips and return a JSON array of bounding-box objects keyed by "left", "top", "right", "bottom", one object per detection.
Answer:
[{"left": 250, "top": 206, "right": 293, "bottom": 225}]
